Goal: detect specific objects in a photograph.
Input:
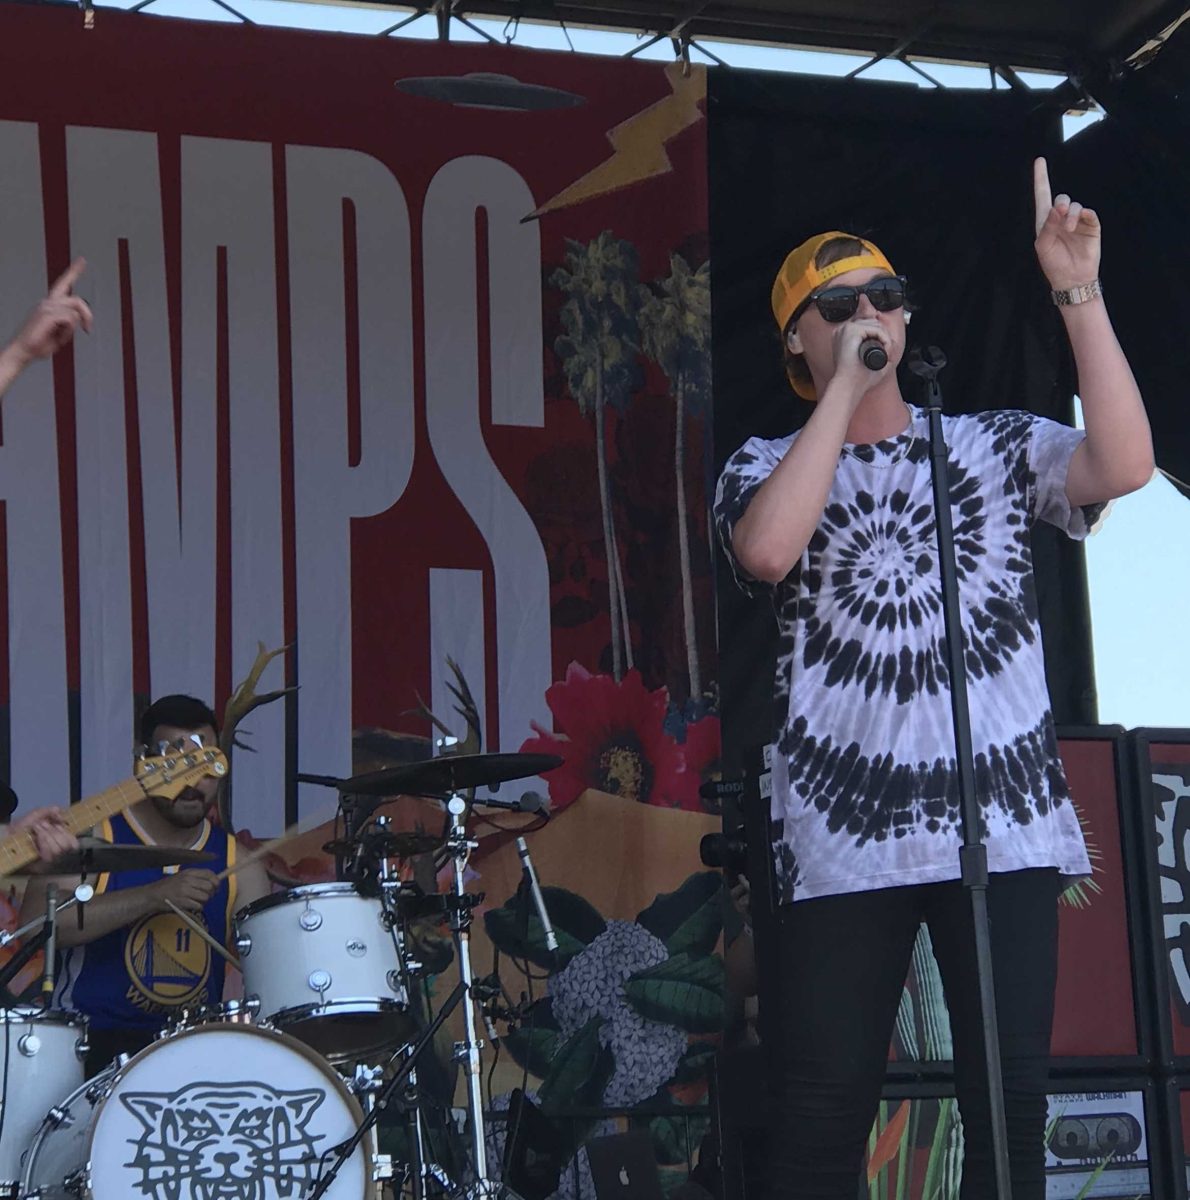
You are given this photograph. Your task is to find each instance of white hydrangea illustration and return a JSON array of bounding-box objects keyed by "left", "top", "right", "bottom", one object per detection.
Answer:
[{"left": 549, "top": 920, "right": 688, "bottom": 1106}]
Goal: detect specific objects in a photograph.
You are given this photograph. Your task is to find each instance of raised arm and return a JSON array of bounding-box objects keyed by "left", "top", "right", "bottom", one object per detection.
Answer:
[
  {"left": 731, "top": 320, "right": 890, "bottom": 583},
  {"left": 1032, "top": 158, "right": 1154, "bottom": 506},
  {"left": 0, "top": 258, "right": 93, "bottom": 400}
]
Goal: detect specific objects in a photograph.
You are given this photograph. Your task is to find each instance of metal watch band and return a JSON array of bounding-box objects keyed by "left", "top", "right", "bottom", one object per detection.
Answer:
[{"left": 1051, "top": 278, "right": 1104, "bottom": 306}]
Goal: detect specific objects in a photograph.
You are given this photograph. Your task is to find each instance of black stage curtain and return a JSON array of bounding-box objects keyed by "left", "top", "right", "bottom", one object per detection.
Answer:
[
  {"left": 707, "top": 70, "right": 1097, "bottom": 758},
  {"left": 1060, "top": 24, "right": 1190, "bottom": 499}
]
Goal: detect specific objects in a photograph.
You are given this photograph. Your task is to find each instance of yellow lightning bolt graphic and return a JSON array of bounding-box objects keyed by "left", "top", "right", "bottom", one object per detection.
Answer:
[{"left": 527, "top": 61, "right": 706, "bottom": 221}]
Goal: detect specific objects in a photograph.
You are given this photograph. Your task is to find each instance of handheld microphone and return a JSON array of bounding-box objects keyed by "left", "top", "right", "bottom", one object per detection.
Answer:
[
  {"left": 860, "top": 338, "right": 888, "bottom": 371},
  {"left": 41, "top": 883, "right": 58, "bottom": 1002},
  {"left": 515, "top": 836, "right": 559, "bottom": 956}
]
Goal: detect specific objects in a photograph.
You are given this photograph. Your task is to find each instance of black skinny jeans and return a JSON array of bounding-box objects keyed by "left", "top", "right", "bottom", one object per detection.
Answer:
[{"left": 766, "top": 868, "right": 1060, "bottom": 1200}]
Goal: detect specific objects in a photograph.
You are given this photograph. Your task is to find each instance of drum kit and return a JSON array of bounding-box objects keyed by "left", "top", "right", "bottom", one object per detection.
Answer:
[{"left": 0, "top": 748, "right": 562, "bottom": 1200}]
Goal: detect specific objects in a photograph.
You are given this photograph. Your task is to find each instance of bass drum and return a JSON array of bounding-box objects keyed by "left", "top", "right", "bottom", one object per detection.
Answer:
[
  {"left": 22, "top": 1020, "right": 369, "bottom": 1200},
  {"left": 0, "top": 1008, "right": 87, "bottom": 1191}
]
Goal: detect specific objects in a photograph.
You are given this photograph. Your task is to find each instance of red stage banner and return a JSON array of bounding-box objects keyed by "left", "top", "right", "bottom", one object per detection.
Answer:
[
  {"left": 0, "top": 7, "right": 721, "bottom": 1176},
  {"left": 0, "top": 6, "right": 715, "bottom": 825}
]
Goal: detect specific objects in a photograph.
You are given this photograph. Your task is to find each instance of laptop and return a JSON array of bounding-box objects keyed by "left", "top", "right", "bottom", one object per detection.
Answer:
[{"left": 585, "top": 1131, "right": 664, "bottom": 1200}]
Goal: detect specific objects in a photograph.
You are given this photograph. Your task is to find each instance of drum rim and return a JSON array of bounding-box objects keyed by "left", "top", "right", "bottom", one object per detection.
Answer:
[
  {"left": 21, "top": 1019, "right": 372, "bottom": 1195},
  {"left": 19, "top": 1061, "right": 119, "bottom": 1195},
  {"left": 272, "top": 998, "right": 412, "bottom": 1062},
  {"left": 235, "top": 879, "right": 365, "bottom": 920},
  {"left": 0, "top": 1005, "right": 87, "bottom": 1028}
]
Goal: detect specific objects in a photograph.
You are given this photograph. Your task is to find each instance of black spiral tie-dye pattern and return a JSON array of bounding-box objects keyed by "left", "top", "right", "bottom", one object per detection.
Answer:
[{"left": 715, "top": 406, "right": 1102, "bottom": 904}]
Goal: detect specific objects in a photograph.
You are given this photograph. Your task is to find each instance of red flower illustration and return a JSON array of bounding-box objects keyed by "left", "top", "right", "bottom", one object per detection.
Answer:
[
  {"left": 669, "top": 713, "right": 722, "bottom": 812},
  {"left": 521, "top": 663, "right": 691, "bottom": 810}
]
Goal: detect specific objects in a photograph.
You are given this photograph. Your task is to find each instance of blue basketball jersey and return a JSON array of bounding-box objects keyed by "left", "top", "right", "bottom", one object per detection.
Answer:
[{"left": 56, "top": 812, "right": 238, "bottom": 1030}]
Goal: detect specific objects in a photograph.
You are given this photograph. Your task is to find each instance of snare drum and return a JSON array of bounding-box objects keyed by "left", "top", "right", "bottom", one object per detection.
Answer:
[
  {"left": 22, "top": 1020, "right": 369, "bottom": 1200},
  {"left": 235, "top": 883, "right": 412, "bottom": 1061},
  {"left": 0, "top": 1008, "right": 87, "bottom": 1192}
]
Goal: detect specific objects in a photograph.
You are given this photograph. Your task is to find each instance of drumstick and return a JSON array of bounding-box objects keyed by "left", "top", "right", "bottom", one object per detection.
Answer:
[
  {"left": 213, "top": 805, "right": 339, "bottom": 883},
  {"left": 164, "top": 899, "right": 242, "bottom": 971}
]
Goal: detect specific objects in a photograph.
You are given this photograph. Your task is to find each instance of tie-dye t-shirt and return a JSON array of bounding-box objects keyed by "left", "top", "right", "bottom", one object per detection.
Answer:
[{"left": 714, "top": 405, "right": 1102, "bottom": 904}]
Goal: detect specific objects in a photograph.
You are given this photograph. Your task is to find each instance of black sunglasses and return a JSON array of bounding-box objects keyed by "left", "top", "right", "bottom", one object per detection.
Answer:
[{"left": 792, "top": 275, "right": 908, "bottom": 325}]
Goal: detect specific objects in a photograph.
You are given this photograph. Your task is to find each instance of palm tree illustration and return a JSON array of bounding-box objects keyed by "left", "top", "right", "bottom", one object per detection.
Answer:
[
  {"left": 552, "top": 233, "right": 643, "bottom": 680},
  {"left": 640, "top": 253, "right": 711, "bottom": 700}
]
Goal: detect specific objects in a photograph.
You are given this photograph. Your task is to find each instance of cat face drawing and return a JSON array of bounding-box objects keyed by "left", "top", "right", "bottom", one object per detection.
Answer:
[{"left": 120, "top": 1081, "right": 328, "bottom": 1200}]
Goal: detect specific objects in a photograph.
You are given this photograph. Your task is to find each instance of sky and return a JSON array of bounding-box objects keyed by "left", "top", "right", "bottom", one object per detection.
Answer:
[{"left": 88, "top": 0, "right": 1189, "bottom": 731}]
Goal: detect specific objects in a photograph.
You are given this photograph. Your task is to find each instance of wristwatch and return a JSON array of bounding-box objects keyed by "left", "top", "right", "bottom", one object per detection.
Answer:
[{"left": 1051, "top": 279, "right": 1104, "bottom": 306}]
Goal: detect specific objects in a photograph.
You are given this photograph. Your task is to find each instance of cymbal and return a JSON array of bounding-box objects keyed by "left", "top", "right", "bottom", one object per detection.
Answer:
[
  {"left": 22, "top": 836, "right": 216, "bottom": 876},
  {"left": 323, "top": 831, "right": 442, "bottom": 859},
  {"left": 306, "top": 752, "right": 564, "bottom": 799}
]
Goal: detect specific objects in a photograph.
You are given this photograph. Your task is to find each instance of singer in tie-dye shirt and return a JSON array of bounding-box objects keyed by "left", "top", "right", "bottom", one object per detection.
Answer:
[{"left": 714, "top": 161, "right": 1153, "bottom": 1200}]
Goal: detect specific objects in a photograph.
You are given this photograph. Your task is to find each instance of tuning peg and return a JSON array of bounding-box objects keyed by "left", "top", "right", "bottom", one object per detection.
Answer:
[{"left": 133, "top": 744, "right": 147, "bottom": 761}]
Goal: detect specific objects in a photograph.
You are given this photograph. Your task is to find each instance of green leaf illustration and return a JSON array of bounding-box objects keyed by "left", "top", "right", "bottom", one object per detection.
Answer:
[
  {"left": 671, "top": 1041, "right": 717, "bottom": 1084},
  {"left": 538, "top": 1016, "right": 612, "bottom": 1113},
  {"left": 636, "top": 872, "right": 724, "bottom": 958},
  {"left": 624, "top": 953, "right": 725, "bottom": 1033},
  {"left": 503, "top": 1022, "right": 562, "bottom": 1079},
  {"left": 647, "top": 1111, "right": 710, "bottom": 1167},
  {"left": 484, "top": 887, "right": 607, "bottom": 970}
]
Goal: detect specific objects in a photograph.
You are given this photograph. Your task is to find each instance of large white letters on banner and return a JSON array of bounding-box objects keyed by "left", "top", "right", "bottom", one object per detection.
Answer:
[
  {"left": 0, "top": 121, "right": 70, "bottom": 807},
  {"left": 179, "top": 136, "right": 285, "bottom": 834},
  {"left": 287, "top": 145, "right": 416, "bottom": 821},
  {"left": 0, "top": 130, "right": 551, "bottom": 830},
  {"left": 423, "top": 157, "right": 552, "bottom": 768}
]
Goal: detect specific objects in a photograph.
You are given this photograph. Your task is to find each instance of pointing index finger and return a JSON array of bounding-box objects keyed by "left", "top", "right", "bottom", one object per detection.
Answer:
[
  {"left": 1033, "top": 157, "right": 1052, "bottom": 235},
  {"left": 49, "top": 257, "right": 86, "bottom": 298}
]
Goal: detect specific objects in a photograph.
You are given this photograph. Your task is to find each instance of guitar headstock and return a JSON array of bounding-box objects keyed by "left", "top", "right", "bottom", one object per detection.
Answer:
[{"left": 134, "top": 740, "right": 228, "bottom": 800}]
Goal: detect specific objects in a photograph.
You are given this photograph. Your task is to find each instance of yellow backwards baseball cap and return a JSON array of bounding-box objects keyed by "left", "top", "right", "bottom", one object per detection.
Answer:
[{"left": 771, "top": 231, "right": 896, "bottom": 400}]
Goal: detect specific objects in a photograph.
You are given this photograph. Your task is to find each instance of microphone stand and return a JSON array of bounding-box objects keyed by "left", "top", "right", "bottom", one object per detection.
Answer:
[{"left": 909, "top": 346, "right": 1012, "bottom": 1200}]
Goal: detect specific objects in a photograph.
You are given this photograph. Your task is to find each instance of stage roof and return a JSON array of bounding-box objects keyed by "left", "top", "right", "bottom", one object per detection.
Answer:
[{"left": 446, "top": 0, "right": 1187, "bottom": 75}]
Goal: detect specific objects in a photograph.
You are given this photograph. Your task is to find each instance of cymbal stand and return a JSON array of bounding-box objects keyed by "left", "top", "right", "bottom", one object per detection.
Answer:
[
  {"left": 444, "top": 792, "right": 503, "bottom": 1200},
  {"left": 0, "top": 890, "right": 87, "bottom": 1007}
]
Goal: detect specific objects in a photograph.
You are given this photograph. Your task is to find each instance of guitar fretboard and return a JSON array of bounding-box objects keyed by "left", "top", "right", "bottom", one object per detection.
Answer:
[{"left": 0, "top": 776, "right": 147, "bottom": 879}]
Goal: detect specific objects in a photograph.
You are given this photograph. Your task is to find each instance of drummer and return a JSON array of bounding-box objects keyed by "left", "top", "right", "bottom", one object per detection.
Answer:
[{"left": 20, "top": 695, "right": 270, "bottom": 1076}]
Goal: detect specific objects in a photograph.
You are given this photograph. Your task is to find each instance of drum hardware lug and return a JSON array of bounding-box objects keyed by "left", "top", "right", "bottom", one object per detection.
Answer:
[
  {"left": 386, "top": 969, "right": 410, "bottom": 992},
  {"left": 63, "top": 1167, "right": 88, "bottom": 1197},
  {"left": 85, "top": 1073, "right": 116, "bottom": 1104},
  {"left": 46, "top": 1104, "right": 73, "bottom": 1130},
  {"left": 74, "top": 1036, "right": 90, "bottom": 1061},
  {"left": 345, "top": 937, "right": 367, "bottom": 957},
  {"left": 18, "top": 1033, "right": 42, "bottom": 1057},
  {"left": 299, "top": 905, "right": 323, "bottom": 932},
  {"left": 308, "top": 969, "right": 333, "bottom": 994},
  {"left": 235, "top": 932, "right": 253, "bottom": 956}
]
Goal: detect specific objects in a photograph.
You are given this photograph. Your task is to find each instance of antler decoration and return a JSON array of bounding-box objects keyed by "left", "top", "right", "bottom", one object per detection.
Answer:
[
  {"left": 217, "top": 642, "right": 297, "bottom": 835},
  {"left": 402, "top": 656, "right": 484, "bottom": 842},
  {"left": 404, "top": 656, "right": 483, "bottom": 759}
]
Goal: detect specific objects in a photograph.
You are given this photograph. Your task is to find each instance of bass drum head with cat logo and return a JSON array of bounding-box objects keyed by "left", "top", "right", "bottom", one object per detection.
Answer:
[{"left": 23, "top": 1021, "right": 369, "bottom": 1200}]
